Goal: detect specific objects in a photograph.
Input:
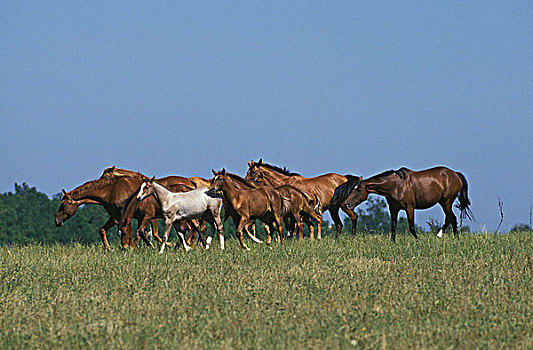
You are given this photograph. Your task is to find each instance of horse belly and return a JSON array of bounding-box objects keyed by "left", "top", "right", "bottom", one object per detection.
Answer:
[{"left": 413, "top": 182, "right": 443, "bottom": 209}]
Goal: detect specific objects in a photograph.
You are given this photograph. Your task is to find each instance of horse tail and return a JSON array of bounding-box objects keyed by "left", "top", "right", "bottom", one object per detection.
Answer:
[
  {"left": 455, "top": 172, "right": 474, "bottom": 222},
  {"left": 313, "top": 194, "right": 323, "bottom": 216},
  {"left": 280, "top": 196, "right": 292, "bottom": 217},
  {"left": 330, "top": 175, "right": 360, "bottom": 207}
]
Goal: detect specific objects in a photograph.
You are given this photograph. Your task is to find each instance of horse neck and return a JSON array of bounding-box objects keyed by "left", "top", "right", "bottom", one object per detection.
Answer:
[
  {"left": 228, "top": 173, "right": 255, "bottom": 189},
  {"left": 259, "top": 167, "right": 292, "bottom": 186},
  {"left": 68, "top": 179, "right": 117, "bottom": 203},
  {"left": 220, "top": 178, "right": 245, "bottom": 208},
  {"left": 365, "top": 175, "right": 400, "bottom": 197},
  {"left": 151, "top": 182, "right": 173, "bottom": 207}
]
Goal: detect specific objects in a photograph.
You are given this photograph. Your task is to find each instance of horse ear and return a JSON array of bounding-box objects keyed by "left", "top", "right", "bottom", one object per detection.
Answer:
[
  {"left": 111, "top": 165, "right": 115, "bottom": 171},
  {"left": 258, "top": 158, "right": 263, "bottom": 165},
  {"left": 150, "top": 176, "right": 155, "bottom": 183},
  {"left": 247, "top": 161, "right": 251, "bottom": 167},
  {"left": 221, "top": 168, "right": 226, "bottom": 175},
  {"left": 212, "top": 169, "right": 218, "bottom": 176}
]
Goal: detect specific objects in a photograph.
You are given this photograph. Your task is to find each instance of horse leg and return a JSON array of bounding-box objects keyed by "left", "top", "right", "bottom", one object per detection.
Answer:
[
  {"left": 244, "top": 226, "right": 264, "bottom": 244},
  {"left": 212, "top": 212, "right": 225, "bottom": 250},
  {"left": 341, "top": 204, "right": 359, "bottom": 235},
  {"left": 172, "top": 221, "right": 190, "bottom": 252},
  {"left": 440, "top": 200, "right": 458, "bottom": 238},
  {"left": 236, "top": 219, "right": 250, "bottom": 251},
  {"left": 150, "top": 219, "right": 162, "bottom": 243},
  {"left": 137, "top": 217, "right": 155, "bottom": 249},
  {"left": 99, "top": 216, "right": 116, "bottom": 249},
  {"left": 159, "top": 218, "right": 174, "bottom": 254},
  {"left": 292, "top": 212, "right": 303, "bottom": 241},
  {"left": 275, "top": 215, "right": 285, "bottom": 246},
  {"left": 329, "top": 206, "right": 343, "bottom": 238},
  {"left": 195, "top": 220, "right": 208, "bottom": 248},
  {"left": 302, "top": 214, "right": 315, "bottom": 240},
  {"left": 406, "top": 207, "right": 418, "bottom": 239},
  {"left": 389, "top": 207, "right": 400, "bottom": 242}
]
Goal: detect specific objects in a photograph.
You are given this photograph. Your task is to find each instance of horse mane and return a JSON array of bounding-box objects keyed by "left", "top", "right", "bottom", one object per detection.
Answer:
[
  {"left": 258, "top": 162, "right": 301, "bottom": 177},
  {"left": 100, "top": 166, "right": 147, "bottom": 180},
  {"left": 67, "top": 177, "right": 130, "bottom": 199},
  {"left": 226, "top": 172, "right": 255, "bottom": 188},
  {"left": 366, "top": 168, "right": 410, "bottom": 182},
  {"left": 330, "top": 175, "right": 361, "bottom": 207}
]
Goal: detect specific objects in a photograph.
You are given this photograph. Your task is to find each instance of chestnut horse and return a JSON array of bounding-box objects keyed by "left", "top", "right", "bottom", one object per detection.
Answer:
[
  {"left": 332, "top": 167, "right": 473, "bottom": 241},
  {"left": 101, "top": 166, "right": 210, "bottom": 247},
  {"left": 55, "top": 174, "right": 203, "bottom": 249},
  {"left": 245, "top": 159, "right": 359, "bottom": 239},
  {"left": 101, "top": 166, "right": 211, "bottom": 188},
  {"left": 216, "top": 171, "right": 321, "bottom": 241},
  {"left": 55, "top": 176, "right": 147, "bottom": 249},
  {"left": 211, "top": 169, "right": 285, "bottom": 250}
]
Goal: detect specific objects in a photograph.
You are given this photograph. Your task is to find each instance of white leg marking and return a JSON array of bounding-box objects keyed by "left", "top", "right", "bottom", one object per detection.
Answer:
[
  {"left": 437, "top": 229, "right": 444, "bottom": 238},
  {"left": 206, "top": 236, "right": 213, "bottom": 249},
  {"left": 220, "top": 235, "right": 225, "bottom": 250},
  {"left": 177, "top": 232, "right": 190, "bottom": 252}
]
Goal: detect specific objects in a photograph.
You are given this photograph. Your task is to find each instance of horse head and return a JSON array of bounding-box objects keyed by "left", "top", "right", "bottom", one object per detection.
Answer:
[
  {"left": 245, "top": 159, "right": 265, "bottom": 184},
  {"left": 345, "top": 180, "right": 368, "bottom": 210},
  {"left": 211, "top": 168, "right": 228, "bottom": 194},
  {"left": 55, "top": 190, "right": 81, "bottom": 227},
  {"left": 136, "top": 176, "right": 156, "bottom": 202}
]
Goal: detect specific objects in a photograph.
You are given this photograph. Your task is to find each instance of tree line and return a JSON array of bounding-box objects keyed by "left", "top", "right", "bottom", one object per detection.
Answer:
[{"left": 0, "top": 182, "right": 460, "bottom": 246}]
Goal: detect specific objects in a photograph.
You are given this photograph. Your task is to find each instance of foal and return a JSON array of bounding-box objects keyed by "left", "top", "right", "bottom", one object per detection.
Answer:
[
  {"left": 211, "top": 169, "right": 285, "bottom": 250},
  {"left": 137, "top": 177, "right": 224, "bottom": 253}
]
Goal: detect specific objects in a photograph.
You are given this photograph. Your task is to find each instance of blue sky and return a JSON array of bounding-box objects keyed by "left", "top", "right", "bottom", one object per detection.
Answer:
[{"left": 1, "top": 2, "right": 532, "bottom": 231}]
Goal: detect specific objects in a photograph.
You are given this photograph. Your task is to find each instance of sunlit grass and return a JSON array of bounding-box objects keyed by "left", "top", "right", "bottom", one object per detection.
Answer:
[{"left": 1, "top": 232, "right": 532, "bottom": 349}]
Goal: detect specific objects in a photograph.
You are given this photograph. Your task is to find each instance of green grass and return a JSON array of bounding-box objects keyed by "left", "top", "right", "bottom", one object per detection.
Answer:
[{"left": 1, "top": 232, "right": 532, "bottom": 349}]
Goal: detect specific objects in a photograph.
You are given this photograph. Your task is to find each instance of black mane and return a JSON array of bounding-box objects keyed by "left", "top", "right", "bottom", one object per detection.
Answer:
[
  {"left": 330, "top": 175, "right": 361, "bottom": 207},
  {"left": 366, "top": 168, "right": 409, "bottom": 182},
  {"left": 259, "top": 162, "right": 301, "bottom": 177}
]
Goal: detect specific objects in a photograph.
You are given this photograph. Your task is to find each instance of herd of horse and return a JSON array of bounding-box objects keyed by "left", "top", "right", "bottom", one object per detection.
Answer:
[{"left": 54, "top": 159, "right": 473, "bottom": 252}]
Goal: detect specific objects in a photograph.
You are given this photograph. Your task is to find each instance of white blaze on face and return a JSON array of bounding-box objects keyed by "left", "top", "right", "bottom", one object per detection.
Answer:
[{"left": 137, "top": 182, "right": 147, "bottom": 201}]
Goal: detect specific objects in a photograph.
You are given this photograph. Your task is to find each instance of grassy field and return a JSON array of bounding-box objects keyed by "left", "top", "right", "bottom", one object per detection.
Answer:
[{"left": 1, "top": 232, "right": 532, "bottom": 349}]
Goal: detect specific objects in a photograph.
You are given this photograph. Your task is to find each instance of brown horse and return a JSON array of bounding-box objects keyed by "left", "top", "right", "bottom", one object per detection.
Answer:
[
  {"left": 332, "top": 167, "right": 473, "bottom": 241},
  {"left": 218, "top": 171, "right": 321, "bottom": 241},
  {"left": 101, "top": 166, "right": 211, "bottom": 188},
  {"left": 101, "top": 166, "right": 210, "bottom": 247},
  {"left": 245, "top": 159, "right": 360, "bottom": 239},
  {"left": 275, "top": 184, "right": 322, "bottom": 240},
  {"left": 211, "top": 169, "right": 285, "bottom": 250},
  {"left": 55, "top": 176, "right": 147, "bottom": 249},
  {"left": 55, "top": 174, "right": 205, "bottom": 249}
]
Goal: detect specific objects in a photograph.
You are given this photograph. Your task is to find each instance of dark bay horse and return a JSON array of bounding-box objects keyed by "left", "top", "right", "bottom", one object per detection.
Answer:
[
  {"left": 211, "top": 169, "right": 285, "bottom": 249},
  {"left": 245, "top": 159, "right": 360, "bottom": 239},
  {"left": 331, "top": 167, "right": 473, "bottom": 241}
]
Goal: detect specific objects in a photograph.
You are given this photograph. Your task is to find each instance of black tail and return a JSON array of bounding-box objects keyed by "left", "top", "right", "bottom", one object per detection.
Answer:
[
  {"left": 330, "top": 175, "right": 361, "bottom": 207},
  {"left": 455, "top": 172, "right": 474, "bottom": 222}
]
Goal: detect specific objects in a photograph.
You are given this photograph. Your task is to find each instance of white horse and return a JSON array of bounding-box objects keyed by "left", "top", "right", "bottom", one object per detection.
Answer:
[{"left": 136, "top": 177, "right": 224, "bottom": 253}]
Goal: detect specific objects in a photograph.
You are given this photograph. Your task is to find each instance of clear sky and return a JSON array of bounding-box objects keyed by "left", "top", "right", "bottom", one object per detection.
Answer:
[{"left": 1, "top": 2, "right": 532, "bottom": 231}]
